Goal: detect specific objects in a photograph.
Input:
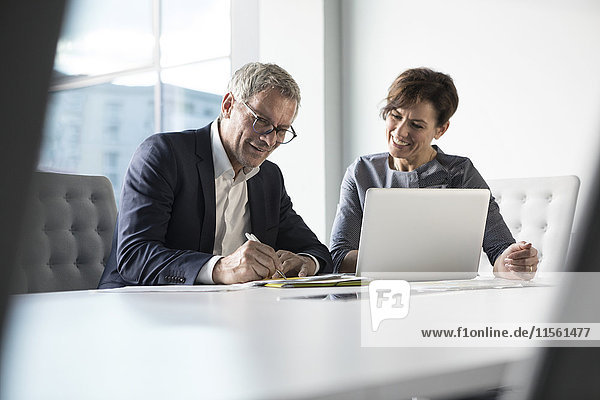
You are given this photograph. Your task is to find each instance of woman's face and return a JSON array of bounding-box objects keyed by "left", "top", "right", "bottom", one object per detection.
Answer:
[{"left": 385, "top": 101, "right": 449, "bottom": 170}]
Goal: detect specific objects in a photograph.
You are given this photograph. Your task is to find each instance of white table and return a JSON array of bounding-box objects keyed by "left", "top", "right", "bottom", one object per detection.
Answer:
[{"left": 0, "top": 283, "right": 556, "bottom": 400}]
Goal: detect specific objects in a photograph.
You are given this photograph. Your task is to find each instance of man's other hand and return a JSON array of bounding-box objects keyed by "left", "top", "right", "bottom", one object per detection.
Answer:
[{"left": 276, "top": 250, "right": 317, "bottom": 278}]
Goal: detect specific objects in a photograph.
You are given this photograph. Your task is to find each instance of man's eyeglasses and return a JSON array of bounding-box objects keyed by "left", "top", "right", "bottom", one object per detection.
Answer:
[{"left": 241, "top": 101, "right": 297, "bottom": 144}]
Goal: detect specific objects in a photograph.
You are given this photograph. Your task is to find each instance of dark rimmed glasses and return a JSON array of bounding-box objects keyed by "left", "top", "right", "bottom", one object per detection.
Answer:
[{"left": 241, "top": 101, "right": 297, "bottom": 144}]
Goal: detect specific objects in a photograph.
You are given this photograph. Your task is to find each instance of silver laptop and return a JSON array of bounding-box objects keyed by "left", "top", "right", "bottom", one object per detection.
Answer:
[{"left": 356, "top": 188, "right": 490, "bottom": 281}]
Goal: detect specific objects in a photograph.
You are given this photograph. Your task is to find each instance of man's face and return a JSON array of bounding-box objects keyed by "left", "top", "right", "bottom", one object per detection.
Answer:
[{"left": 220, "top": 89, "right": 296, "bottom": 174}]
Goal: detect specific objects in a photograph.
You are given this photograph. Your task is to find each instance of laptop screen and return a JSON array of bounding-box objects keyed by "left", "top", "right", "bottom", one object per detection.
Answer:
[{"left": 356, "top": 188, "right": 490, "bottom": 281}]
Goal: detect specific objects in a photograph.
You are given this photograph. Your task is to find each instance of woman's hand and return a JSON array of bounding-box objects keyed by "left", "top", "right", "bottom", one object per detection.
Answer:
[{"left": 493, "top": 241, "right": 539, "bottom": 280}]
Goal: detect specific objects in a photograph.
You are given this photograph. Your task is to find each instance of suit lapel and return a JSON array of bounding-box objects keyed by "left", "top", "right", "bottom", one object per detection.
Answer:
[
  {"left": 195, "top": 125, "right": 216, "bottom": 253},
  {"left": 247, "top": 173, "right": 266, "bottom": 241}
]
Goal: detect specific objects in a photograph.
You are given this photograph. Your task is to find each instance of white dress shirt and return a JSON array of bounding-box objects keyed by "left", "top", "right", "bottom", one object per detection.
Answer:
[
  {"left": 196, "top": 121, "right": 258, "bottom": 284},
  {"left": 196, "top": 120, "right": 319, "bottom": 284}
]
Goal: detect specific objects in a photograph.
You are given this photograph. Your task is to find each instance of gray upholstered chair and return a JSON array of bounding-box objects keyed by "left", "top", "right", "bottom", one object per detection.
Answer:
[
  {"left": 10, "top": 171, "right": 117, "bottom": 293},
  {"left": 478, "top": 175, "right": 580, "bottom": 275}
]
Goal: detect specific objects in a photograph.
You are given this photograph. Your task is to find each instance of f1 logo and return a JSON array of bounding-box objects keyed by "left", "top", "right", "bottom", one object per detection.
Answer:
[{"left": 368, "top": 280, "right": 411, "bottom": 331}]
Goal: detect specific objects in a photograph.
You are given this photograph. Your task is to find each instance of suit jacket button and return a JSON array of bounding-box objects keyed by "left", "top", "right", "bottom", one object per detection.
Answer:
[{"left": 179, "top": 277, "right": 185, "bottom": 283}]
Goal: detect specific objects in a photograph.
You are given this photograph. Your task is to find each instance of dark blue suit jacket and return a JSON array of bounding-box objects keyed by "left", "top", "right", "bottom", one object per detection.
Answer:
[{"left": 98, "top": 123, "right": 333, "bottom": 288}]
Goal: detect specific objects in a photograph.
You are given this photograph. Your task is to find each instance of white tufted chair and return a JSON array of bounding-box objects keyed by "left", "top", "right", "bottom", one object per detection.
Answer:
[
  {"left": 478, "top": 175, "right": 580, "bottom": 275},
  {"left": 10, "top": 172, "right": 117, "bottom": 293}
]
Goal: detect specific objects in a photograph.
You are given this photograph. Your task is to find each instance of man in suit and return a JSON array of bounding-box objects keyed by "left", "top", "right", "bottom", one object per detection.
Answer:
[{"left": 99, "top": 62, "right": 332, "bottom": 288}]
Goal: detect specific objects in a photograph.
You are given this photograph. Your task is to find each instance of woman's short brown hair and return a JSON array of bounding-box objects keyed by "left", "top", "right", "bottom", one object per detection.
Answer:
[{"left": 380, "top": 68, "right": 459, "bottom": 126}]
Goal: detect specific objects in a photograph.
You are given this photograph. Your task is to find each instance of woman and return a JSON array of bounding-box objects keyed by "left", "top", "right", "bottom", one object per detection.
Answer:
[{"left": 330, "top": 67, "right": 538, "bottom": 279}]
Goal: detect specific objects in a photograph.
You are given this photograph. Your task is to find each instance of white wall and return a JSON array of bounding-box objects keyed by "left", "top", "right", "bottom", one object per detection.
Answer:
[
  {"left": 250, "top": 0, "right": 600, "bottom": 245},
  {"left": 257, "top": 0, "right": 330, "bottom": 243},
  {"left": 231, "top": 0, "right": 259, "bottom": 71},
  {"left": 341, "top": 0, "right": 600, "bottom": 235}
]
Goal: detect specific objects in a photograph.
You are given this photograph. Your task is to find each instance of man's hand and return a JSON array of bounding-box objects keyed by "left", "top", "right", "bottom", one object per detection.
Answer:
[
  {"left": 276, "top": 250, "right": 317, "bottom": 278},
  {"left": 493, "top": 241, "right": 539, "bottom": 280},
  {"left": 212, "top": 240, "right": 281, "bottom": 284}
]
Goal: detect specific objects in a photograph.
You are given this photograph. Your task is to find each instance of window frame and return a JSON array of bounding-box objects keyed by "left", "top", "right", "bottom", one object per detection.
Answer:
[{"left": 48, "top": 0, "right": 238, "bottom": 133}]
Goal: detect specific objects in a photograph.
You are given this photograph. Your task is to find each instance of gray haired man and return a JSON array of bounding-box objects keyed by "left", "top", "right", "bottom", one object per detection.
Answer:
[{"left": 99, "top": 62, "right": 332, "bottom": 288}]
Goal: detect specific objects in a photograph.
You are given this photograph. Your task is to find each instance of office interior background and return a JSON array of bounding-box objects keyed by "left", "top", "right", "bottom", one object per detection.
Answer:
[{"left": 43, "top": 0, "right": 600, "bottom": 247}]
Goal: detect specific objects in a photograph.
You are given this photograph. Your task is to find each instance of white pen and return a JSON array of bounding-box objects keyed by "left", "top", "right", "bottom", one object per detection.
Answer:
[{"left": 245, "top": 232, "right": 287, "bottom": 280}]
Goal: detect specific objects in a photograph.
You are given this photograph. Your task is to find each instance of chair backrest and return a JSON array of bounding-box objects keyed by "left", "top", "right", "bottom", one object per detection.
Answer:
[
  {"left": 479, "top": 175, "right": 580, "bottom": 274},
  {"left": 10, "top": 172, "right": 117, "bottom": 293}
]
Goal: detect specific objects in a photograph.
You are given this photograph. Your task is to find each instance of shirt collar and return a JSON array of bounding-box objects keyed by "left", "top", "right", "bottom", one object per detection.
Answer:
[
  {"left": 211, "top": 119, "right": 260, "bottom": 181},
  {"left": 386, "top": 145, "right": 444, "bottom": 174}
]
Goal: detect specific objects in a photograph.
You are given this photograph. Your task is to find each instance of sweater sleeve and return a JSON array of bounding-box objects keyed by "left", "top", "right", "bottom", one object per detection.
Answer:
[
  {"left": 460, "top": 160, "right": 515, "bottom": 265},
  {"left": 329, "top": 163, "right": 364, "bottom": 273}
]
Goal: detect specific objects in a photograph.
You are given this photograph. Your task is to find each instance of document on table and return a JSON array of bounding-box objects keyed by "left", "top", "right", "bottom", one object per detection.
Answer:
[
  {"left": 100, "top": 274, "right": 367, "bottom": 292},
  {"left": 409, "top": 278, "right": 548, "bottom": 293},
  {"left": 101, "top": 282, "right": 258, "bottom": 293}
]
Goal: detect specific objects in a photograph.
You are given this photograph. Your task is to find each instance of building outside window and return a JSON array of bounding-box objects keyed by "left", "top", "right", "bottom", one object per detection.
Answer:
[{"left": 40, "top": 0, "right": 231, "bottom": 203}]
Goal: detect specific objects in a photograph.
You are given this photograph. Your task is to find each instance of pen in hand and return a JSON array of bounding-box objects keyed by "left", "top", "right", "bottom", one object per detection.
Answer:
[{"left": 244, "top": 232, "right": 287, "bottom": 280}]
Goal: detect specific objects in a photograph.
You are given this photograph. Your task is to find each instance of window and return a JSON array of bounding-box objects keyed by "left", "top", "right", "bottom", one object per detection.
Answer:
[
  {"left": 103, "top": 152, "right": 119, "bottom": 169},
  {"left": 41, "top": 0, "right": 231, "bottom": 203}
]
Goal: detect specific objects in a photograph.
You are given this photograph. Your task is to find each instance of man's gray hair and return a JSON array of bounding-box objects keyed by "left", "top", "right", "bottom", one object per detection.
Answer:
[{"left": 227, "top": 62, "right": 301, "bottom": 116}]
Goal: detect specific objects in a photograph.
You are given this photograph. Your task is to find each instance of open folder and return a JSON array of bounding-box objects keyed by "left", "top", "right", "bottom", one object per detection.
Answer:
[{"left": 259, "top": 274, "right": 370, "bottom": 288}]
